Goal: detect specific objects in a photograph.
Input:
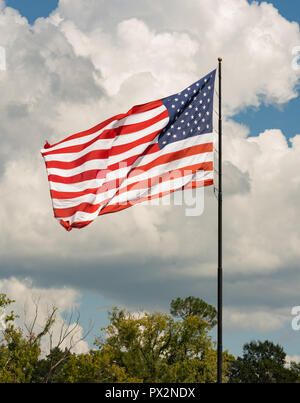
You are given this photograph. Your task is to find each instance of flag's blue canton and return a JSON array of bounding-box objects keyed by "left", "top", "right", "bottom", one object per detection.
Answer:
[{"left": 158, "top": 69, "right": 216, "bottom": 149}]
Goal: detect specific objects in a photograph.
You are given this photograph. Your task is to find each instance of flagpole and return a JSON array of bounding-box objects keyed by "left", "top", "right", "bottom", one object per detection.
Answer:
[{"left": 217, "top": 57, "right": 223, "bottom": 383}]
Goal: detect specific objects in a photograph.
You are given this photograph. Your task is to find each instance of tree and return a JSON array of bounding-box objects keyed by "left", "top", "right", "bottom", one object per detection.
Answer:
[
  {"left": 0, "top": 294, "right": 40, "bottom": 383},
  {"left": 170, "top": 296, "right": 217, "bottom": 327},
  {"left": 30, "top": 306, "right": 93, "bottom": 383},
  {"left": 0, "top": 293, "right": 91, "bottom": 383},
  {"left": 94, "top": 307, "right": 232, "bottom": 383},
  {"left": 31, "top": 347, "right": 72, "bottom": 383},
  {"left": 228, "top": 340, "right": 300, "bottom": 383}
]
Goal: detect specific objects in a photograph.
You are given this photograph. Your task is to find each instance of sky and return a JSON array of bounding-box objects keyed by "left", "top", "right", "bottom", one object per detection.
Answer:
[{"left": 1, "top": 0, "right": 300, "bottom": 361}]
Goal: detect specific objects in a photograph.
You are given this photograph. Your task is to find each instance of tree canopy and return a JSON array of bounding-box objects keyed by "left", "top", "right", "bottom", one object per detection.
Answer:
[
  {"left": 170, "top": 296, "right": 217, "bottom": 327},
  {"left": 228, "top": 340, "right": 300, "bottom": 383},
  {"left": 1, "top": 293, "right": 299, "bottom": 383}
]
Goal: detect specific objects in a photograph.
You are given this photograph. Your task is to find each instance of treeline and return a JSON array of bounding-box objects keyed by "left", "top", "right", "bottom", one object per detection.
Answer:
[{"left": 0, "top": 293, "right": 299, "bottom": 383}]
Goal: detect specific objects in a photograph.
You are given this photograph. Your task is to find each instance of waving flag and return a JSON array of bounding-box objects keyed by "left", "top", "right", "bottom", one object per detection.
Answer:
[{"left": 41, "top": 69, "right": 216, "bottom": 231}]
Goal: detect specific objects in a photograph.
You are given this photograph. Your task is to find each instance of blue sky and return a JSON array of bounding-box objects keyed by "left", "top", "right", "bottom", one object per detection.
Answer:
[
  {"left": 5, "top": 0, "right": 58, "bottom": 24},
  {"left": 2, "top": 0, "right": 300, "bottom": 360}
]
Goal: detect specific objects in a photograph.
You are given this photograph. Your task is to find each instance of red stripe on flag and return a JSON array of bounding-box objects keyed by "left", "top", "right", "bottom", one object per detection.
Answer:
[
  {"left": 48, "top": 169, "right": 102, "bottom": 184},
  {"left": 45, "top": 128, "right": 164, "bottom": 170},
  {"left": 43, "top": 99, "right": 163, "bottom": 150},
  {"left": 46, "top": 149, "right": 110, "bottom": 169},
  {"left": 99, "top": 178, "right": 213, "bottom": 216},
  {"left": 60, "top": 219, "right": 93, "bottom": 231},
  {"left": 43, "top": 109, "right": 168, "bottom": 156},
  {"left": 126, "top": 143, "right": 213, "bottom": 179}
]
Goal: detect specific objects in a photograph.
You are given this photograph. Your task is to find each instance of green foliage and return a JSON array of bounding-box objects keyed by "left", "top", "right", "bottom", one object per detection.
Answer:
[
  {"left": 31, "top": 347, "right": 72, "bottom": 383},
  {"left": 0, "top": 295, "right": 64, "bottom": 383},
  {"left": 51, "top": 348, "right": 141, "bottom": 383},
  {"left": 0, "top": 296, "right": 39, "bottom": 383},
  {"left": 170, "top": 296, "right": 217, "bottom": 327},
  {"left": 228, "top": 340, "right": 300, "bottom": 383},
  {"left": 94, "top": 307, "right": 232, "bottom": 382},
  {"left": 0, "top": 293, "right": 18, "bottom": 324},
  {"left": 2, "top": 292, "right": 299, "bottom": 384}
]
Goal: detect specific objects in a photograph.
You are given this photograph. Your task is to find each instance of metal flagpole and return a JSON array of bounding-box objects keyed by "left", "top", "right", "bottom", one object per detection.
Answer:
[{"left": 217, "top": 57, "right": 223, "bottom": 383}]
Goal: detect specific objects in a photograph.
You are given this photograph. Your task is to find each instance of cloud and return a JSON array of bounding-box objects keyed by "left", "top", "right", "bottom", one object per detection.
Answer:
[
  {"left": 0, "top": 0, "right": 299, "bottom": 331},
  {"left": 224, "top": 307, "right": 288, "bottom": 332},
  {"left": 222, "top": 126, "right": 300, "bottom": 275},
  {"left": 54, "top": 0, "right": 300, "bottom": 114},
  {"left": 286, "top": 355, "right": 300, "bottom": 365},
  {"left": 0, "top": 7, "right": 103, "bottom": 175},
  {"left": 0, "top": 277, "right": 89, "bottom": 355},
  {"left": 2, "top": 125, "right": 299, "bottom": 278}
]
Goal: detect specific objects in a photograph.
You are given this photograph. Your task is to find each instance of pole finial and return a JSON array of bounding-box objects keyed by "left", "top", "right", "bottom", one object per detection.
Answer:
[{"left": 218, "top": 57, "right": 222, "bottom": 62}]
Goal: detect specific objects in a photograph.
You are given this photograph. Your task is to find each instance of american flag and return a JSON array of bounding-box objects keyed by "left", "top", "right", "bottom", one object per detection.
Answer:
[{"left": 41, "top": 69, "right": 216, "bottom": 231}]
